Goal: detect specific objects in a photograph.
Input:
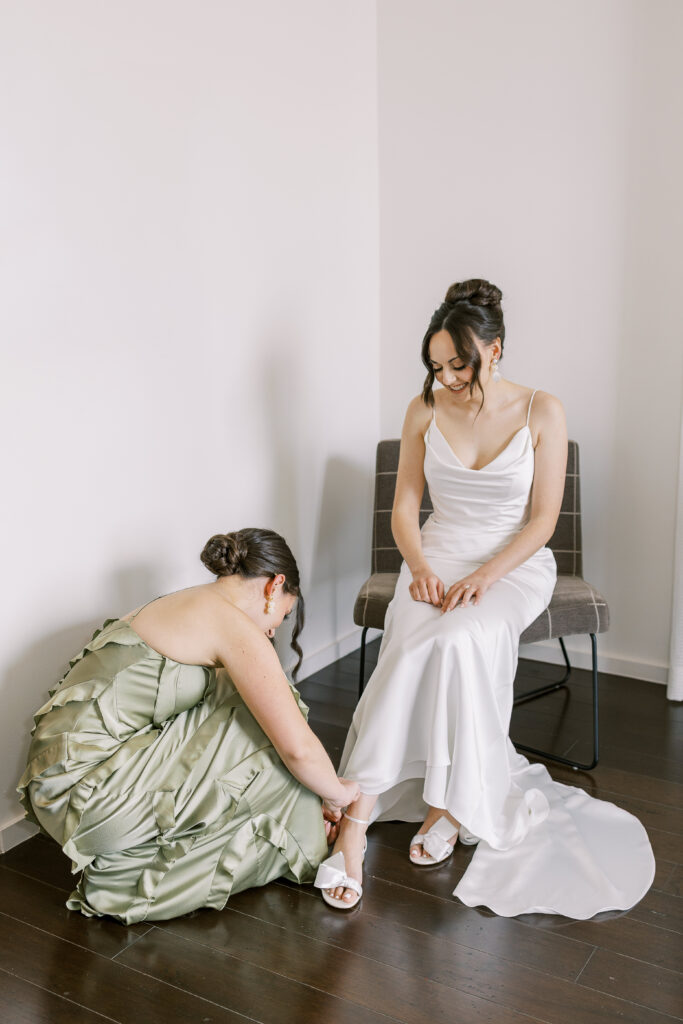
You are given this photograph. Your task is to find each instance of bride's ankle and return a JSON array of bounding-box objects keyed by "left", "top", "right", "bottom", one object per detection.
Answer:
[{"left": 339, "top": 816, "right": 367, "bottom": 838}]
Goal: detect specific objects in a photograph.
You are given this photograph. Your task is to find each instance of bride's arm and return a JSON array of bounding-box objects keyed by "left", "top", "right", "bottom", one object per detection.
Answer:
[
  {"left": 392, "top": 396, "right": 444, "bottom": 606},
  {"left": 441, "top": 391, "right": 567, "bottom": 612},
  {"left": 212, "top": 611, "right": 359, "bottom": 813}
]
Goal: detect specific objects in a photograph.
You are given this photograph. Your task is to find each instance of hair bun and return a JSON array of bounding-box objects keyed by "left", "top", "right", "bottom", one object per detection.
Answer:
[
  {"left": 445, "top": 279, "right": 503, "bottom": 308},
  {"left": 200, "top": 532, "right": 249, "bottom": 577}
]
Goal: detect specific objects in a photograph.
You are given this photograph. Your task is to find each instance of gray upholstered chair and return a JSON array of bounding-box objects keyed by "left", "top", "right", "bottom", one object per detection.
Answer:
[{"left": 353, "top": 439, "right": 608, "bottom": 771}]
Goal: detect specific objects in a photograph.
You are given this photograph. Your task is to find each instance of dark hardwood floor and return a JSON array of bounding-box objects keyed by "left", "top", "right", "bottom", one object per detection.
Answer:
[{"left": 1, "top": 641, "right": 681, "bottom": 1023}]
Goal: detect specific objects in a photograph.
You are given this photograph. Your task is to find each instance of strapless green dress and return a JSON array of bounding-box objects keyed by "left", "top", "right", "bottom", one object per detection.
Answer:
[{"left": 17, "top": 619, "right": 328, "bottom": 924}]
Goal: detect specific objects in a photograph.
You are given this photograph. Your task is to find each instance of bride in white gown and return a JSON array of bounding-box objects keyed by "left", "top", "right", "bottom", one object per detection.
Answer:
[{"left": 315, "top": 278, "right": 655, "bottom": 916}]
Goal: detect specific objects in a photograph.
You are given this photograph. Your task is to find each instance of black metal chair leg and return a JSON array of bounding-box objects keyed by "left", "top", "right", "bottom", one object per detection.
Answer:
[
  {"left": 513, "top": 636, "right": 571, "bottom": 704},
  {"left": 358, "top": 626, "right": 368, "bottom": 699},
  {"left": 514, "top": 634, "right": 599, "bottom": 771}
]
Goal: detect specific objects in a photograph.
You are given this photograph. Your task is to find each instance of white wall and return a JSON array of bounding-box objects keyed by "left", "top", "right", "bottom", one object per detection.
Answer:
[
  {"left": 377, "top": 0, "right": 683, "bottom": 683},
  {"left": 0, "top": 1, "right": 379, "bottom": 840}
]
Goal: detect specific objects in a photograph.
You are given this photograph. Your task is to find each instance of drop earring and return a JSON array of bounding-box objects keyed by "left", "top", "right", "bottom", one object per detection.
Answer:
[
  {"left": 265, "top": 593, "right": 275, "bottom": 615},
  {"left": 491, "top": 358, "right": 502, "bottom": 383}
]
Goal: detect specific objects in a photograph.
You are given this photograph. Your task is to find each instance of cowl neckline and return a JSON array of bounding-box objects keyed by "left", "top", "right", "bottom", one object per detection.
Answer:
[{"left": 427, "top": 420, "right": 531, "bottom": 472}]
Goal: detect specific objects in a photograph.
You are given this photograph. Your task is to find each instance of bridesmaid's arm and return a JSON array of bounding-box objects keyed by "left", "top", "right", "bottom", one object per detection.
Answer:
[
  {"left": 392, "top": 396, "right": 444, "bottom": 606},
  {"left": 213, "top": 610, "right": 359, "bottom": 813},
  {"left": 442, "top": 391, "right": 567, "bottom": 611}
]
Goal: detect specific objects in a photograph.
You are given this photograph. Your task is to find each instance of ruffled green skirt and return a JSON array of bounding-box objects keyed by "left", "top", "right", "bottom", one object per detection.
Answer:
[{"left": 17, "top": 619, "right": 327, "bottom": 924}]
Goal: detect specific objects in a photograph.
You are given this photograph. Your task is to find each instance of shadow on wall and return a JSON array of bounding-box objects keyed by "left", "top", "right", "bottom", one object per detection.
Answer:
[
  {"left": 267, "top": 450, "right": 373, "bottom": 675},
  {"left": 245, "top": 326, "right": 374, "bottom": 672},
  {"left": 309, "top": 454, "right": 374, "bottom": 641},
  {"left": 4, "top": 562, "right": 161, "bottom": 815}
]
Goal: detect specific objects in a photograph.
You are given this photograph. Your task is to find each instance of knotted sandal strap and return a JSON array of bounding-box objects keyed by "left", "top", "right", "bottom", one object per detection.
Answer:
[
  {"left": 314, "top": 851, "right": 363, "bottom": 898},
  {"left": 410, "top": 816, "right": 458, "bottom": 862}
]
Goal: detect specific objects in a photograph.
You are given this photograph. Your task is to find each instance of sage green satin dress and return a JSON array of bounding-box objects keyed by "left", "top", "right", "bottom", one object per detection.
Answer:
[{"left": 17, "top": 618, "right": 328, "bottom": 924}]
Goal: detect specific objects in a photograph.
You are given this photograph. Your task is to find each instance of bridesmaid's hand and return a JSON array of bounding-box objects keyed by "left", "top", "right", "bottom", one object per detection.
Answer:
[
  {"left": 323, "top": 778, "right": 361, "bottom": 818},
  {"left": 409, "top": 568, "right": 445, "bottom": 606},
  {"left": 324, "top": 816, "right": 341, "bottom": 845},
  {"left": 441, "top": 571, "right": 491, "bottom": 613}
]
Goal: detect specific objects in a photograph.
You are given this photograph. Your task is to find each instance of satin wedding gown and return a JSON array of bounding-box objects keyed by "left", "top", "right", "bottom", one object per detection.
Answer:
[{"left": 340, "top": 393, "right": 655, "bottom": 918}]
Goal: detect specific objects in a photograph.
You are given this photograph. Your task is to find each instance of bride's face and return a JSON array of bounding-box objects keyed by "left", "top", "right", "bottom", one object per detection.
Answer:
[
  {"left": 429, "top": 330, "right": 499, "bottom": 397},
  {"left": 429, "top": 330, "right": 474, "bottom": 398}
]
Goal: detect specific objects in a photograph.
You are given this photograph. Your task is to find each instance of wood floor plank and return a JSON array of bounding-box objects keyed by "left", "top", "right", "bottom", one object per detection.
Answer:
[
  {"left": 160, "top": 901, "right": 673, "bottom": 1024},
  {"left": 587, "top": 790, "right": 682, "bottom": 837},
  {"left": 304, "top": 697, "right": 354, "bottom": 728},
  {"left": 226, "top": 873, "right": 593, "bottom": 981},
  {"left": 635, "top": 825, "right": 682, "bottom": 864},
  {"left": 653, "top": 859, "right": 678, "bottom": 893},
  {"left": 299, "top": 678, "right": 362, "bottom": 708},
  {"left": 0, "top": 866, "right": 150, "bottom": 958},
  {"left": 0, "top": 835, "right": 73, "bottom": 892},
  {"left": 0, "top": 968, "right": 115, "bottom": 1024},
  {"left": 543, "top": 762, "right": 683, "bottom": 810},
  {"left": 627, "top": 888, "right": 683, "bottom": 933},
  {"left": 511, "top": 682, "right": 682, "bottom": 741},
  {"left": 158, "top": 906, "right": 545, "bottom": 1024},
  {"left": 661, "top": 864, "right": 682, "bottom": 897},
  {"left": 119, "top": 924, "right": 451, "bottom": 1024},
  {"left": 0, "top": 915, "right": 248, "bottom": 1024},
  {"left": 308, "top": 720, "right": 349, "bottom": 767},
  {"left": 560, "top": 912, "right": 683, "bottom": 973},
  {"left": 511, "top": 702, "right": 682, "bottom": 769},
  {"left": 363, "top": 831, "right": 473, "bottom": 898},
  {"left": 514, "top": 665, "right": 681, "bottom": 723},
  {"left": 578, "top": 947, "right": 683, "bottom": 1019}
]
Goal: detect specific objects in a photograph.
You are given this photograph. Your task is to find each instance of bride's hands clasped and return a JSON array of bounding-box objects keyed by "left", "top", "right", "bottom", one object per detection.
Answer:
[
  {"left": 409, "top": 564, "right": 493, "bottom": 612},
  {"left": 409, "top": 566, "right": 445, "bottom": 606},
  {"left": 441, "top": 569, "right": 492, "bottom": 613}
]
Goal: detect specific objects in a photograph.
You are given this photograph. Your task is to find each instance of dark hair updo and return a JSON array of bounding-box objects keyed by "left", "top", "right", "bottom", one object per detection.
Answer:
[
  {"left": 201, "top": 527, "right": 306, "bottom": 679},
  {"left": 421, "top": 278, "right": 505, "bottom": 408}
]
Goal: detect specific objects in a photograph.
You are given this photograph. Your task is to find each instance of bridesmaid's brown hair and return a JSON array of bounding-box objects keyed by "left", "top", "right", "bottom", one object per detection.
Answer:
[{"left": 201, "top": 528, "right": 306, "bottom": 678}]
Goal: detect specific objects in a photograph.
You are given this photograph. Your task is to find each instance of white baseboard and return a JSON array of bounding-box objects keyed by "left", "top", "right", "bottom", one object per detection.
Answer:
[
  {"left": 0, "top": 814, "right": 38, "bottom": 854},
  {"left": 518, "top": 639, "right": 668, "bottom": 685}
]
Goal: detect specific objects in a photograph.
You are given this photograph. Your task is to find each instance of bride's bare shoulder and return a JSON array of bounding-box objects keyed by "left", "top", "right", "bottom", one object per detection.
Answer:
[
  {"left": 524, "top": 389, "right": 566, "bottom": 447},
  {"left": 528, "top": 388, "right": 565, "bottom": 418},
  {"left": 404, "top": 393, "right": 433, "bottom": 434}
]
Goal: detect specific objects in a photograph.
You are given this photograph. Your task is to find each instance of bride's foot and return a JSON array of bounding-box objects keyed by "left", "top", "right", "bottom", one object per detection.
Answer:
[
  {"left": 317, "top": 815, "right": 367, "bottom": 908},
  {"left": 409, "top": 808, "right": 460, "bottom": 865}
]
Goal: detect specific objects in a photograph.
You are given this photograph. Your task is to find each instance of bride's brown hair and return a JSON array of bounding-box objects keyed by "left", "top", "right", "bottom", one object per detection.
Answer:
[
  {"left": 421, "top": 279, "right": 505, "bottom": 407},
  {"left": 201, "top": 528, "right": 306, "bottom": 678}
]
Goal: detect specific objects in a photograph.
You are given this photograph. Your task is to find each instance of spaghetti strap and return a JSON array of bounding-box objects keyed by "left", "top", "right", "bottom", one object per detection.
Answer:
[
  {"left": 424, "top": 406, "right": 437, "bottom": 440},
  {"left": 526, "top": 389, "right": 538, "bottom": 426}
]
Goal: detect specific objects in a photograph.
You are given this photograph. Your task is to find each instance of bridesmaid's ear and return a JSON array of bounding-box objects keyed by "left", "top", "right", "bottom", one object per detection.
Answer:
[{"left": 265, "top": 574, "right": 286, "bottom": 598}]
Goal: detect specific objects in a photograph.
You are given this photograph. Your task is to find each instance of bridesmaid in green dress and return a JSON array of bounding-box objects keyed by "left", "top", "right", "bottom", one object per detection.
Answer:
[{"left": 18, "top": 528, "right": 358, "bottom": 924}]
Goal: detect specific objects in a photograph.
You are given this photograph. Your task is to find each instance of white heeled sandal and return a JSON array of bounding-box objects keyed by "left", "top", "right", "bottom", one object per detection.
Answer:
[
  {"left": 409, "top": 816, "right": 459, "bottom": 866},
  {"left": 458, "top": 825, "right": 481, "bottom": 846},
  {"left": 315, "top": 813, "right": 369, "bottom": 910}
]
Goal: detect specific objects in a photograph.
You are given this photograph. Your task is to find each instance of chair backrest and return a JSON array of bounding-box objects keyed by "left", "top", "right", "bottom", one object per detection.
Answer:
[{"left": 370, "top": 439, "right": 582, "bottom": 577}]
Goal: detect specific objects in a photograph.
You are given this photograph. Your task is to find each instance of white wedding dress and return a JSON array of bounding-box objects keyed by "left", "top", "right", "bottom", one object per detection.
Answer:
[{"left": 340, "top": 394, "right": 655, "bottom": 918}]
